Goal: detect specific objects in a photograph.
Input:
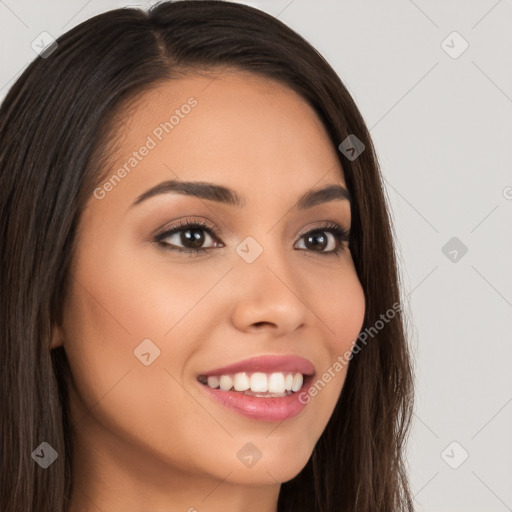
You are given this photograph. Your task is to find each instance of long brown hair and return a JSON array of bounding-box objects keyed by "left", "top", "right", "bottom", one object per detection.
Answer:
[{"left": 0, "top": 1, "right": 415, "bottom": 510}]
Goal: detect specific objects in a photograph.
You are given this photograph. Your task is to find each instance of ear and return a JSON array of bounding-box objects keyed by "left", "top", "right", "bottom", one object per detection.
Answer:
[{"left": 50, "top": 323, "right": 65, "bottom": 350}]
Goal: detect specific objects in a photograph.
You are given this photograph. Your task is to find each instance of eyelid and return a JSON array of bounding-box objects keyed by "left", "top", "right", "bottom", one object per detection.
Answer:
[
  {"left": 296, "top": 220, "right": 350, "bottom": 238},
  {"left": 155, "top": 218, "right": 350, "bottom": 241},
  {"left": 155, "top": 217, "right": 222, "bottom": 241}
]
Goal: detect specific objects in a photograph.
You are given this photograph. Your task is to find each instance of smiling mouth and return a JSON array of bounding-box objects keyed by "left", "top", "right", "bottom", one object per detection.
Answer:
[{"left": 197, "top": 371, "right": 306, "bottom": 397}]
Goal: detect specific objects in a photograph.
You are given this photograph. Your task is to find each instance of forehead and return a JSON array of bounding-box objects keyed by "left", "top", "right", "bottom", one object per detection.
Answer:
[{"left": 94, "top": 70, "right": 346, "bottom": 208}]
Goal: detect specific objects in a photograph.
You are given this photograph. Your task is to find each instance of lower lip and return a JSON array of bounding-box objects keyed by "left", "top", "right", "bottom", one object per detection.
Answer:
[{"left": 198, "top": 377, "right": 312, "bottom": 422}]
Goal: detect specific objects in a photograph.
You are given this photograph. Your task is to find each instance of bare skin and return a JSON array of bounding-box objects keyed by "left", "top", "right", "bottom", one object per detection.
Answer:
[{"left": 52, "top": 70, "right": 366, "bottom": 512}]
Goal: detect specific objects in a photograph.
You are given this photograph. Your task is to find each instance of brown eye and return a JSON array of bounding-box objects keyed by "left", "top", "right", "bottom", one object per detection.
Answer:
[
  {"left": 154, "top": 220, "right": 223, "bottom": 254},
  {"left": 304, "top": 231, "right": 329, "bottom": 251},
  {"left": 162, "top": 227, "right": 212, "bottom": 250},
  {"left": 296, "top": 230, "right": 336, "bottom": 252},
  {"left": 294, "top": 223, "right": 350, "bottom": 256}
]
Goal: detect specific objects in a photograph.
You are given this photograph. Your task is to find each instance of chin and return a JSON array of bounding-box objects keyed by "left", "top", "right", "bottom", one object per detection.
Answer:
[{"left": 228, "top": 446, "right": 313, "bottom": 485}]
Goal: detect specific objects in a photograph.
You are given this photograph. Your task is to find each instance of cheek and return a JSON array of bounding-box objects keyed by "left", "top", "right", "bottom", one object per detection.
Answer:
[
  {"left": 60, "top": 277, "right": 136, "bottom": 412},
  {"left": 68, "top": 228, "right": 228, "bottom": 344},
  {"left": 60, "top": 239, "right": 229, "bottom": 422},
  {"left": 327, "top": 275, "right": 366, "bottom": 348},
  {"left": 60, "top": 267, "right": 192, "bottom": 411},
  {"left": 299, "top": 259, "right": 365, "bottom": 409},
  {"left": 305, "top": 256, "right": 366, "bottom": 352},
  {"left": 60, "top": 268, "right": 217, "bottom": 470}
]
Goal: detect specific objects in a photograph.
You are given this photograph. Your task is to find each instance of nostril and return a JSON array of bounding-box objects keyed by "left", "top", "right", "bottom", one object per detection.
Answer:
[{"left": 252, "top": 321, "right": 275, "bottom": 328}]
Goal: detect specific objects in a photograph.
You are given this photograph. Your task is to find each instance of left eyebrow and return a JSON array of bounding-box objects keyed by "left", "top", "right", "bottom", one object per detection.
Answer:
[
  {"left": 129, "top": 179, "right": 351, "bottom": 210},
  {"left": 296, "top": 184, "right": 352, "bottom": 209}
]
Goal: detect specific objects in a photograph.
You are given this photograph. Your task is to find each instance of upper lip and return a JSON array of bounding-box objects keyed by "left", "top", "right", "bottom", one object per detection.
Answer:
[{"left": 198, "top": 354, "right": 316, "bottom": 378}]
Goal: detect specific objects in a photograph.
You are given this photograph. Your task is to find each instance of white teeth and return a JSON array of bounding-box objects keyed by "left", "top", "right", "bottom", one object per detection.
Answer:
[
  {"left": 219, "top": 375, "right": 233, "bottom": 391},
  {"left": 284, "top": 373, "right": 293, "bottom": 391},
  {"left": 250, "top": 372, "right": 268, "bottom": 392},
  {"left": 202, "top": 371, "right": 305, "bottom": 394},
  {"left": 233, "top": 372, "right": 250, "bottom": 391},
  {"left": 207, "top": 376, "right": 219, "bottom": 388},
  {"left": 268, "top": 372, "right": 285, "bottom": 393},
  {"left": 291, "top": 373, "right": 303, "bottom": 392}
]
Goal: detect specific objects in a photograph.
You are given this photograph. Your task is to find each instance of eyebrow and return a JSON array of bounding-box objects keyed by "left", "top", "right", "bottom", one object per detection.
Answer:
[{"left": 129, "top": 179, "right": 351, "bottom": 210}]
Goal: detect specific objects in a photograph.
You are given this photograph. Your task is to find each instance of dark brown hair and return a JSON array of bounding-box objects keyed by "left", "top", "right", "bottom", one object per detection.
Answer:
[{"left": 0, "top": 1, "right": 415, "bottom": 510}]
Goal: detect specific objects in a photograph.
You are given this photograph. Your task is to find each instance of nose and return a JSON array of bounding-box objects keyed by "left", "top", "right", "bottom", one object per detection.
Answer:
[{"left": 229, "top": 247, "right": 309, "bottom": 336}]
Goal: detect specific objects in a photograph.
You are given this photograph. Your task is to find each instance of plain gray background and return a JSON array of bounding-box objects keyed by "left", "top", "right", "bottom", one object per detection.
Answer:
[{"left": 1, "top": 1, "right": 511, "bottom": 510}]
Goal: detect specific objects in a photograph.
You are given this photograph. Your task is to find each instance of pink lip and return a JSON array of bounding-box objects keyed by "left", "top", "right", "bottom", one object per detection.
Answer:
[
  {"left": 198, "top": 374, "right": 314, "bottom": 422},
  {"left": 197, "top": 354, "right": 316, "bottom": 377}
]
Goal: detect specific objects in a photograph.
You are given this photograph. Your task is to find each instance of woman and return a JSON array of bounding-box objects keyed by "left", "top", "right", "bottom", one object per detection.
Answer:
[{"left": 0, "top": 1, "right": 415, "bottom": 510}]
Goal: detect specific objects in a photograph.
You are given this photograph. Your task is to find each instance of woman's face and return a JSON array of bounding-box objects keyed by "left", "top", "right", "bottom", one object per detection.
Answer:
[{"left": 55, "top": 71, "right": 365, "bottom": 495}]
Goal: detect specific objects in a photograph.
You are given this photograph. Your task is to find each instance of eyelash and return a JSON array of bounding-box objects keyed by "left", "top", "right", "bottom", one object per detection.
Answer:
[{"left": 153, "top": 218, "right": 351, "bottom": 258}]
